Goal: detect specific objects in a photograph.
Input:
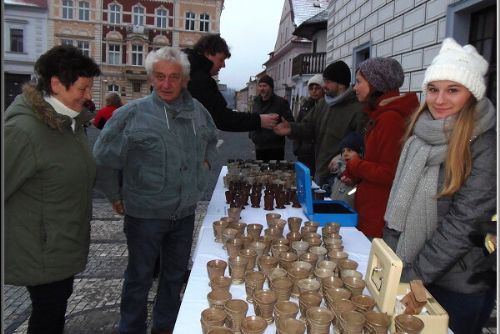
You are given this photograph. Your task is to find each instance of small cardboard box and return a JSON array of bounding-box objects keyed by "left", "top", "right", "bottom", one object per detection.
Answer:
[
  {"left": 365, "top": 238, "right": 449, "bottom": 334},
  {"left": 294, "top": 162, "right": 357, "bottom": 227}
]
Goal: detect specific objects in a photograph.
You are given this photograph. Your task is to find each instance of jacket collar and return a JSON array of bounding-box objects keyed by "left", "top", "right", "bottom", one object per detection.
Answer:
[
  {"left": 151, "top": 88, "right": 195, "bottom": 119},
  {"left": 22, "top": 83, "right": 93, "bottom": 133},
  {"left": 184, "top": 48, "right": 213, "bottom": 75}
]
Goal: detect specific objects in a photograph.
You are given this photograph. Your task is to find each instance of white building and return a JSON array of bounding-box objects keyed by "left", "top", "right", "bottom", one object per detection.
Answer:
[
  {"left": 264, "top": 0, "right": 330, "bottom": 108},
  {"left": 325, "top": 0, "right": 496, "bottom": 103},
  {"left": 3, "top": 0, "right": 48, "bottom": 108}
]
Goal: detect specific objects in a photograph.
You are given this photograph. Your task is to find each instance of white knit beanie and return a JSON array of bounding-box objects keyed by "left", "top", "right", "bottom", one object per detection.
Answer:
[
  {"left": 308, "top": 74, "right": 324, "bottom": 87},
  {"left": 422, "top": 38, "right": 489, "bottom": 100}
]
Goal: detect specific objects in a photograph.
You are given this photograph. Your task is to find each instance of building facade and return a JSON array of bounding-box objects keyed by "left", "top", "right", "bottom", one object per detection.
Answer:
[
  {"left": 325, "top": 0, "right": 496, "bottom": 103},
  {"left": 45, "top": 0, "right": 224, "bottom": 108},
  {"left": 4, "top": 0, "right": 48, "bottom": 108},
  {"left": 262, "top": 0, "right": 329, "bottom": 114}
]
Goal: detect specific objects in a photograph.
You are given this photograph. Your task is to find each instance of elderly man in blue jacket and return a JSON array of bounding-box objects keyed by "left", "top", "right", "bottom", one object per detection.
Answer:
[{"left": 93, "top": 46, "right": 217, "bottom": 334}]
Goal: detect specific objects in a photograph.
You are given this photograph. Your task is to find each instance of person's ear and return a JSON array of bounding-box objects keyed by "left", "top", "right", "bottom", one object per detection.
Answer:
[{"left": 50, "top": 76, "right": 63, "bottom": 94}]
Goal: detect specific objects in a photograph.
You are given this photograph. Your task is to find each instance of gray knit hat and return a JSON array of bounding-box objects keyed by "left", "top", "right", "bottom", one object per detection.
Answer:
[{"left": 358, "top": 57, "right": 404, "bottom": 93}]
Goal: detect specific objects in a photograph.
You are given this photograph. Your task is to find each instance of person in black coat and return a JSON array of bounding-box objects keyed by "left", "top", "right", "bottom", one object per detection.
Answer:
[
  {"left": 184, "top": 34, "right": 278, "bottom": 132},
  {"left": 249, "top": 75, "right": 294, "bottom": 161}
]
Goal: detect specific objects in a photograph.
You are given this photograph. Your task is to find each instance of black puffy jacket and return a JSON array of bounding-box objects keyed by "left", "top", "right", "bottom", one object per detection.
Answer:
[{"left": 184, "top": 49, "right": 261, "bottom": 132}]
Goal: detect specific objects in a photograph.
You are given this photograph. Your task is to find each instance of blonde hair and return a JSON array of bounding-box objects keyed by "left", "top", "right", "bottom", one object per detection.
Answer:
[{"left": 404, "top": 98, "right": 477, "bottom": 197}]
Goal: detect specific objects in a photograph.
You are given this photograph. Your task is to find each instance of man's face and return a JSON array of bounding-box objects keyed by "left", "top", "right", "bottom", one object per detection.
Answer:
[
  {"left": 308, "top": 84, "right": 324, "bottom": 100},
  {"left": 322, "top": 79, "right": 341, "bottom": 97},
  {"left": 150, "top": 60, "right": 187, "bottom": 103},
  {"left": 258, "top": 83, "right": 273, "bottom": 100},
  {"left": 205, "top": 52, "right": 227, "bottom": 76}
]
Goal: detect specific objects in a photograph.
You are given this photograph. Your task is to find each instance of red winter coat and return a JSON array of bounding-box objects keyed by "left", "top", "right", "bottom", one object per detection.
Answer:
[
  {"left": 346, "top": 90, "right": 419, "bottom": 238},
  {"left": 93, "top": 105, "right": 118, "bottom": 129}
]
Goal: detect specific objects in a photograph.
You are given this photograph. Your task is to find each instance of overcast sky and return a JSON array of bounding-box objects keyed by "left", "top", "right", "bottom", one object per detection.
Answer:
[{"left": 219, "top": 0, "right": 284, "bottom": 90}]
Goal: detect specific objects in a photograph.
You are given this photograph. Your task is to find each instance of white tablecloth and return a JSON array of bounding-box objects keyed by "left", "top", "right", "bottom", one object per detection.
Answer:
[{"left": 174, "top": 166, "right": 373, "bottom": 333}]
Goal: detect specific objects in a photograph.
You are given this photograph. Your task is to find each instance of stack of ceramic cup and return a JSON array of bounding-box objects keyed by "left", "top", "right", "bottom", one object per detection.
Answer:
[
  {"left": 394, "top": 314, "right": 425, "bottom": 333},
  {"left": 253, "top": 289, "right": 278, "bottom": 324},
  {"left": 201, "top": 307, "right": 227, "bottom": 334},
  {"left": 224, "top": 299, "right": 248, "bottom": 334},
  {"left": 305, "top": 306, "right": 334, "bottom": 334}
]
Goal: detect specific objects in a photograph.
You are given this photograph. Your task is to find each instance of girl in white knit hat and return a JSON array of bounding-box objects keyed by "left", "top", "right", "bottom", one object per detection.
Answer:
[{"left": 383, "top": 37, "right": 496, "bottom": 334}]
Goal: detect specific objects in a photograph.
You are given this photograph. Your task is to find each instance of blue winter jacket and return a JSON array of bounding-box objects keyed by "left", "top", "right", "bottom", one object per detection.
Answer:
[{"left": 93, "top": 89, "right": 217, "bottom": 219}]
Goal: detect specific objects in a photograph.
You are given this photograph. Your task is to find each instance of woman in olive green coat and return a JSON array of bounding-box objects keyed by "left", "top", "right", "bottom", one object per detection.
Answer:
[{"left": 4, "top": 45, "right": 100, "bottom": 334}]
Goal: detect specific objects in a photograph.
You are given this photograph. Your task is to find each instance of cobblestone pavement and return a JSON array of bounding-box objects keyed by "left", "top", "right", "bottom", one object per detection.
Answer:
[{"left": 3, "top": 199, "right": 208, "bottom": 334}]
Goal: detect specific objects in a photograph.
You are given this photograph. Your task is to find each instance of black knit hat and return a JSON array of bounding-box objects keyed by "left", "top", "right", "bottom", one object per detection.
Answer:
[
  {"left": 339, "top": 132, "right": 364, "bottom": 155},
  {"left": 322, "top": 61, "right": 352, "bottom": 87},
  {"left": 258, "top": 75, "right": 274, "bottom": 89}
]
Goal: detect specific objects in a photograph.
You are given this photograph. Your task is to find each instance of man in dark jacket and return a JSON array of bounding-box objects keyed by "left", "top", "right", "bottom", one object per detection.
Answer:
[
  {"left": 273, "top": 61, "right": 367, "bottom": 186},
  {"left": 249, "top": 75, "right": 294, "bottom": 161},
  {"left": 184, "top": 34, "right": 278, "bottom": 131}
]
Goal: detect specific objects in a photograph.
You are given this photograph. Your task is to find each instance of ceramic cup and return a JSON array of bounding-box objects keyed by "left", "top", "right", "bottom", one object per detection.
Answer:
[
  {"left": 269, "top": 276, "right": 293, "bottom": 302},
  {"left": 213, "top": 220, "right": 229, "bottom": 243},
  {"left": 228, "top": 255, "right": 249, "bottom": 284},
  {"left": 200, "top": 307, "right": 227, "bottom": 334},
  {"left": 244, "top": 270, "right": 266, "bottom": 303},
  {"left": 298, "top": 291, "right": 322, "bottom": 320},
  {"left": 207, "top": 289, "right": 232, "bottom": 310},
  {"left": 224, "top": 299, "right": 249, "bottom": 334},
  {"left": 364, "top": 310, "right": 391, "bottom": 334},
  {"left": 287, "top": 217, "right": 303, "bottom": 233},
  {"left": 240, "top": 315, "right": 268, "bottom": 334},
  {"left": 239, "top": 248, "right": 258, "bottom": 271},
  {"left": 253, "top": 289, "right": 278, "bottom": 324},
  {"left": 305, "top": 306, "right": 333, "bottom": 334},
  {"left": 276, "top": 317, "right": 306, "bottom": 334},
  {"left": 394, "top": 314, "right": 425, "bottom": 334},
  {"left": 207, "top": 259, "right": 228, "bottom": 283}
]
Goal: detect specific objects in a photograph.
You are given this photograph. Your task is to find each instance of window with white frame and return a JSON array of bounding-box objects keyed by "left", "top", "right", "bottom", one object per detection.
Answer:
[
  {"left": 61, "top": 39, "right": 74, "bottom": 46},
  {"left": 108, "top": 84, "right": 120, "bottom": 92},
  {"left": 131, "top": 44, "right": 143, "bottom": 66},
  {"left": 62, "top": 0, "right": 74, "bottom": 19},
  {"left": 108, "top": 44, "right": 121, "bottom": 65},
  {"left": 77, "top": 40, "right": 90, "bottom": 56},
  {"left": 185, "top": 12, "right": 195, "bottom": 31},
  {"left": 10, "top": 28, "right": 24, "bottom": 52},
  {"left": 133, "top": 6, "right": 145, "bottom": 26},
  {"left": 79, "top": 1, "right": 90, "bottom": 21},
  {"left": 109, "top": 3, "right": 121, "bottom": 24},
  {"left": 156, "top": 8, "right": 168, "bottom": 29},
  {"left": 200, "top": 13, "right": 210, "bottom": 32}
]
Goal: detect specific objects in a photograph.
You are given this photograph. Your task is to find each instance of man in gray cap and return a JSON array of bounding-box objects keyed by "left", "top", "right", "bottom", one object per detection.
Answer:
[{"left": 274, "top": 60, "right": 368, "bottom": 188}]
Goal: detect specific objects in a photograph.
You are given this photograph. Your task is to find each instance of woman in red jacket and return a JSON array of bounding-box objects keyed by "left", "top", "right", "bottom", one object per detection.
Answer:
[
  {"left": 93, "top": 92, "right": 122, "bottom": 129},
  {"left": 343, "top": 58, "right": 419, "bottom": 238}
]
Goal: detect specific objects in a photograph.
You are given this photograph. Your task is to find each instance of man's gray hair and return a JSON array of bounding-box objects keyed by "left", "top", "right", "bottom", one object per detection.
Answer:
[{"left": 145, "top": 47, "right": 190, "bottom": 78}]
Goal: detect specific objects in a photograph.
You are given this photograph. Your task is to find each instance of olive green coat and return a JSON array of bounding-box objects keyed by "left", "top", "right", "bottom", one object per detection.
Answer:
[{"left": 4, "top": 83, "right": 96, "bottom": 286}]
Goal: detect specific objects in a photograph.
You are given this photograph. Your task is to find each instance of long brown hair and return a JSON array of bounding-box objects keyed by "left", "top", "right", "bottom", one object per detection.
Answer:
[{"left": 404, "top": 98, "right": 477, "bottom": 197}]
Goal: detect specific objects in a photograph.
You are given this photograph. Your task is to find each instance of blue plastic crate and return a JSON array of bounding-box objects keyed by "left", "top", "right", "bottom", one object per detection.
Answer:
[{"left": 295, "top": 162, "right": 358, "bottom": 227}]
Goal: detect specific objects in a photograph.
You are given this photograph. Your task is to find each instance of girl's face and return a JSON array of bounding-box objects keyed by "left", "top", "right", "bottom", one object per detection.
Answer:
[
  {"left": 308, "top": 84, "right": 324, "bottom": 100},
  {"left": 425, "top": 80, "right": 473, "bottom": 119},
  {"left": 342, "top": 148, "right": 360, "bottom": 161},
  {"left": 353, "top": 71, "right": 371, "bottom": 102}
]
